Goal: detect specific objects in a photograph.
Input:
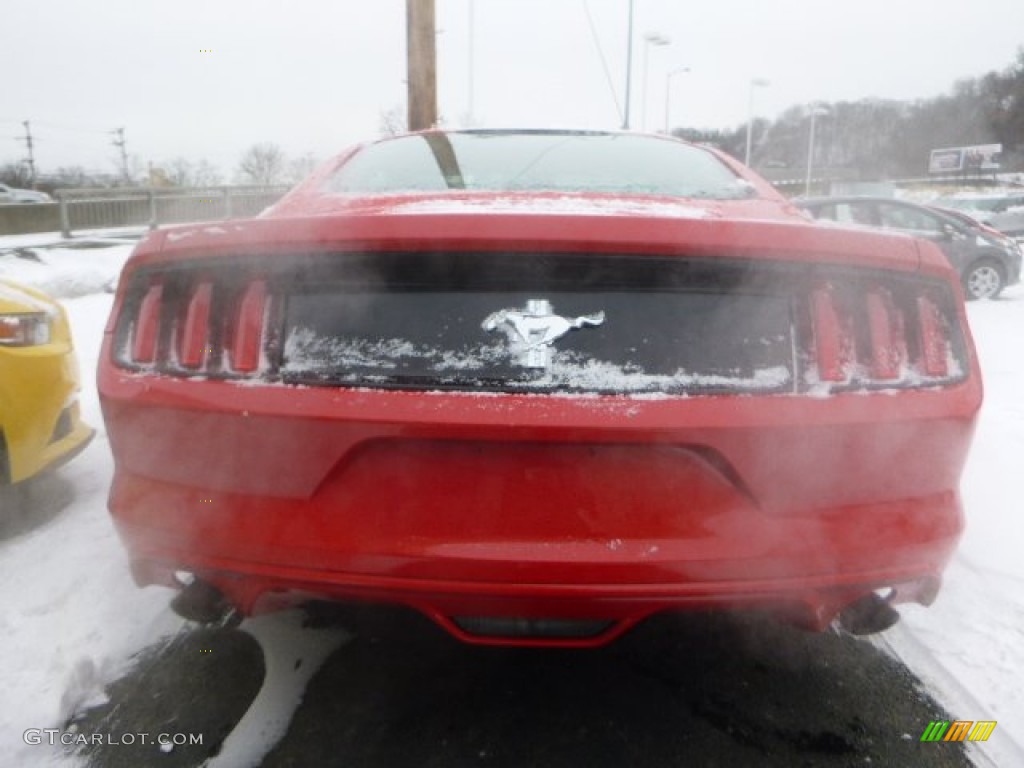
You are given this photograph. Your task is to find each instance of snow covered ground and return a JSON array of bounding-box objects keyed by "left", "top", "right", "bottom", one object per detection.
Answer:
[{"left": 0, "top": 229, "right": 1022, "bottom": 766}]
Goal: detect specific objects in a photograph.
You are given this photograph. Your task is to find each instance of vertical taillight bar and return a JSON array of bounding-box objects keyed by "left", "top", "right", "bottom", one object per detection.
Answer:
[
  {"left": 917, "top": 293, "right": 950, "bottom": 377},
  {"left": 810, "top": 284, "right": 851, "bottom": 382},
  {"left": 866, "top": 287, "right": 906, "bottom": 380},
  {"left": 231, "top": 280, "right": 267, "bottom": 373},
  {"left": 131, "top": 283, "right": 163, "bottom": 363},
  {"left": 179, "top": 281, "right": 213, "bottom": 369}
]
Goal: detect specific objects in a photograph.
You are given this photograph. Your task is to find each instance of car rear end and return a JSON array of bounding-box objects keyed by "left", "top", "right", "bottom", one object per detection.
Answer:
[{"left": 98, "top": 204, "right": 981, "bottom": 646}]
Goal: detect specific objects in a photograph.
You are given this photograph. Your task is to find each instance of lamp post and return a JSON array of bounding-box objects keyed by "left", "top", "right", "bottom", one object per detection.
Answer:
[
  {"left": 805, "top": 104, "right": 829, "bottom": 196},
  {"left": 744, "top": 77, "right": 770, "bottom": 166},
  {"left": 622, "top": 0, "right": 635, "bottom": 129},
  {"left": 664, "top": 65, "right": 690, "bottom": 134},
  {"left": 641, "top": 33, "right": 670, "bottom": 131},
  {"left": 467, "top": 0, "right": 475, "bottom": 124}
]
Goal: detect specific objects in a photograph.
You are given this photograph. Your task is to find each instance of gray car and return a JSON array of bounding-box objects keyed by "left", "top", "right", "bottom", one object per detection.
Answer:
[{"left": 797, "top": 195, "right": 1022, "bottom": 300}]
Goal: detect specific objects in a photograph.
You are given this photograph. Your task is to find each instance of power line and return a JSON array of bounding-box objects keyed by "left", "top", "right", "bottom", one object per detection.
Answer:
[
  {"left": 582, "top": 0, "right": 623, "bottom": 124},
  {"left": 1, "top": 117, "right": 111, "bottom": 134},
  {"left": 32, "top": 119, "right": 113, "bottom": 135}
]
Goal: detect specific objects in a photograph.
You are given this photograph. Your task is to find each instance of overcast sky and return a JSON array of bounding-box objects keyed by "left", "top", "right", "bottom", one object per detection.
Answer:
[{"left": 2, "top": 0, "right": 1023, "bottom": 178}]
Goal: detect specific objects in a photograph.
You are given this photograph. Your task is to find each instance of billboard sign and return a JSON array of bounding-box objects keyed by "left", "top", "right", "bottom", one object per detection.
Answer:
[{"left": 928, "top": 144, "right": 1002, "bottom": 173}]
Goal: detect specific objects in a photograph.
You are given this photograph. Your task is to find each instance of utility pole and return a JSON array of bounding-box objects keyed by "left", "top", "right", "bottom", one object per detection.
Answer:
[
  {"left": 112, "top": 126, "right": 130, "bottom": 183},
  {"left": 19, "top": 121, "right": 37, "bottom": 187},
  {"left": 406, "top": 0, "right": 437, "bottom": 131}
]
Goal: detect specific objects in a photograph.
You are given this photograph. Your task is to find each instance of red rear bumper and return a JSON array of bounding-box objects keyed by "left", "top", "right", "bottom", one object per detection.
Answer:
[{"left": 101, "top": 372, "right": 978, "bottom": 646}]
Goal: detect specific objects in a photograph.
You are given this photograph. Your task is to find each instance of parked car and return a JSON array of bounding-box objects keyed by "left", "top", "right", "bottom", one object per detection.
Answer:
[
  {"left": 1, "top": 279, "right": 94, "bottom": 491},
  {"left": 0, "top": 183, "right": 52, "bottom": 204},
  {"left": 99, "top": 130, "right": 981, "bottom": 646},
  {"left": 797, "top": 195, "right": 1022, "bottom": 300},
  {"left": 937, "top": 192, "right": 1024, "bottom": 238}
]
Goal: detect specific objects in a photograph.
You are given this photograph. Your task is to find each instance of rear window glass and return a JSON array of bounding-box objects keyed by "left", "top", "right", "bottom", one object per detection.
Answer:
[{"left": 323, "top": 131, "right": 752, "bottom": 199}]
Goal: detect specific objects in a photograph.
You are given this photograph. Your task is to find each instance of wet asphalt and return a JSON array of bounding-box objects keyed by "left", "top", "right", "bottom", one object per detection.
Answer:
[{"left": 68, "top": 603, "right": 974, "bottom": 768}]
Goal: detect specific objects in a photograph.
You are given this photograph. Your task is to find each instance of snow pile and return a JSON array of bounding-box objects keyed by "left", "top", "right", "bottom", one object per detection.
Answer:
[{"left": 0, "top": 232, "right": 139, "bottom": 299}]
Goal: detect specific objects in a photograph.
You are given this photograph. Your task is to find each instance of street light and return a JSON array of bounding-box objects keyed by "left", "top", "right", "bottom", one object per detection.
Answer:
[
  {"left": 664, "top": 65, "right": 691, "bottom": 133},
  {"left": 744, "top": 77, "right": 770, "bottom": 166},
  {"left": 622, "top": 0, "right": 635, "bottom": 129},
  {"left": 805, "top": 104, "right": 829, "bottom": 196},
  {"left": 641, "top": 32, "right": 670, "bottom": 131}
]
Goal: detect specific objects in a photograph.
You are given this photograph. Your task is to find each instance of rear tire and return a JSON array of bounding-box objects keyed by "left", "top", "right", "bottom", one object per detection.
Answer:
[{"left": 963, "top": 259, "right": 1005, "bottom": 300}]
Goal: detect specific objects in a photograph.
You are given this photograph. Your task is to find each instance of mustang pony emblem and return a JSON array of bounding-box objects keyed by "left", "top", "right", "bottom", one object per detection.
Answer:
[{"left": 482, "top": 299, "right": 605, "bottom": 368}]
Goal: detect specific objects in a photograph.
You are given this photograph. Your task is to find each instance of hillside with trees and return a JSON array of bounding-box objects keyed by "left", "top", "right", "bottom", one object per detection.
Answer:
[{"left": 676, "top": 50, "right": 1024, "bottom": 180}]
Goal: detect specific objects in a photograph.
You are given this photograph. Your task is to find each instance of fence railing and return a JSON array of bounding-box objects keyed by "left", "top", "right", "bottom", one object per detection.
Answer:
[{"left": 52, "top": 185, "right": 291, "bottom": 237}]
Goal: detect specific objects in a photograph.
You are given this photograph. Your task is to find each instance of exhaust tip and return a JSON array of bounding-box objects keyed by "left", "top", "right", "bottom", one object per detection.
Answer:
[
  {"left": 170, "top": 579, "right": 238, "bottom": 626},
  {"left": 838, "top": 592, "right": 900, "bottom": 635}
]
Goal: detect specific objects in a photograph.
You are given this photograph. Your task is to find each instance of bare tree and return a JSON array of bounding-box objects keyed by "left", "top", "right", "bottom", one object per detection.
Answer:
[
  {"left": 51, "top": 166, "right": 93, "bottom": 188},
  {"left": 378, "top": 105, "right": 406, "bottom": 137},
  {"left": 286, "top": 153, "right": 319, "bottom": 184},
  {"left": 0, "top": 162, "right": 33, "bottom": 187},
  {"left": 165, "top": 157, "right": 194, "bottom": 187},
  {"left": 236, "top": 143, "right": 287, "bottom": 186},
  {"left": 157, "top": 157, "right": 223, "bottom": 187},
  {"left": 192, "top": 159, "right": 222, "bottom": 187}
]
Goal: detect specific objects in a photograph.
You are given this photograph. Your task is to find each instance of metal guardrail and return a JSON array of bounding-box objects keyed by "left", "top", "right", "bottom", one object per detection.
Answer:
[{"left": 54, "top": 185, "right": 290, "bottom": 237}]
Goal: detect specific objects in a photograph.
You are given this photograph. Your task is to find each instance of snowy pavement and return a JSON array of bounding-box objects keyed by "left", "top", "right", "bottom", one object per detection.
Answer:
[{"left": 0, "top": 231, "right": 1022, "bottom": 766}]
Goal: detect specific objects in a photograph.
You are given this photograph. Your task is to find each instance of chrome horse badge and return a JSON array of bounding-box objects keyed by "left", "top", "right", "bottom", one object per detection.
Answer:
[{"left": 482, "top": 299, "right": 605, "bottom": 368}]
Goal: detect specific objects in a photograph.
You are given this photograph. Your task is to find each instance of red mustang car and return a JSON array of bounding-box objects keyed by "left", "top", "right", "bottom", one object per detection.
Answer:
[{"left": 99, "top": 130, "right": 981, "bottom": 646}]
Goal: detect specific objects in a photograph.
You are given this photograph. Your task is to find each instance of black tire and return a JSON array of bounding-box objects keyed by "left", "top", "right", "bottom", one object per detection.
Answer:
[{"left": 963, "top": 259, "right": 1005, "bottom": 300}]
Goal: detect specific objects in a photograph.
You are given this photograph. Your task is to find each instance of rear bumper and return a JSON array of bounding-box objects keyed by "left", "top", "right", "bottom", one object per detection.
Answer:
[
  {"left": 127, "top": 539, "right": 949, "bottom": 647},
  {"left": 102, "top": 372, "right": 978, "bottom": 644},
  {"left": 117, "top": 485, "right": 955, "bottom": 646}
]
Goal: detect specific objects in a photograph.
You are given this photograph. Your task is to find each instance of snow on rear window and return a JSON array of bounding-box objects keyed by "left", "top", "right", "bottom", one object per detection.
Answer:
[{"left": 281, "top": 328, "right": 792, "bottom": 394}]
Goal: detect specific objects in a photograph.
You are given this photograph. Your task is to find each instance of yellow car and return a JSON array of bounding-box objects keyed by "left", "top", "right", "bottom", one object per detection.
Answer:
[{"left": 1, "top": 279, "right": 93, "bottom": 488}]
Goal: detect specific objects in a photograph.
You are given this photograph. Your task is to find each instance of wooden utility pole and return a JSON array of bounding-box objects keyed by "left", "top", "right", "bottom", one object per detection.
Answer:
[{"left": 406, "top": 0, "right": 438, "bottom": 131}]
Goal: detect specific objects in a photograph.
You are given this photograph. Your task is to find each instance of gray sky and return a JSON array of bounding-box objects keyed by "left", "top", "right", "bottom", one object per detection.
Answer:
[{"left": 2, "top": 0, "right": 1023, "bottom": 178}]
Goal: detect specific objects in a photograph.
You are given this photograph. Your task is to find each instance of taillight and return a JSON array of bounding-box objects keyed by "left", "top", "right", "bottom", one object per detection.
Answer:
[
  {"left": 131, "top": 283, "right": 163, "bottom": 363},
  {"left": 916, "top": 293, "right": 951, "bottom": 378},
  {"left": 806, "top": 280, "right": 962, "bottom": 391},
  {"left": 810, "top": 283, "right": 855, "bottom": 383},
  {"left": 230, "top": 280, "right": 267, "bottom": 373},
  {"left": 117, "top": 274, "right": 271, "bottom": 377},
  {"left": 179, "top": 281, "right": 212, "bottom": 369},
  {"left": 865, "top": 286, "right": 906, "bottom": 380}
]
